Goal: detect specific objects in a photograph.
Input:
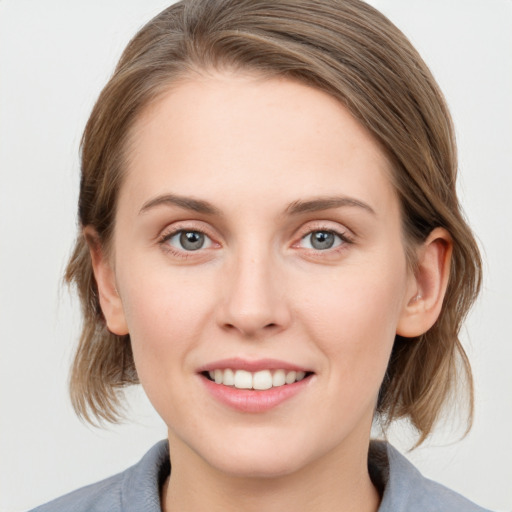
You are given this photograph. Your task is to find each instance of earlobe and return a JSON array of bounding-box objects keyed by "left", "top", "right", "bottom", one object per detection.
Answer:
[
  {"left": 84, "top": 226, "right": 129, "bottom": 336},
  {"left": 396, "top": 227, "right": 453, "bottom": 338}
]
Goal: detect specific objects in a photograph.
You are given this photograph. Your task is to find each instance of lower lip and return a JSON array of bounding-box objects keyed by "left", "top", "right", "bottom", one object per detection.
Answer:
[{"left": 200, "top": 375, "right": 312, "bottom": 413}]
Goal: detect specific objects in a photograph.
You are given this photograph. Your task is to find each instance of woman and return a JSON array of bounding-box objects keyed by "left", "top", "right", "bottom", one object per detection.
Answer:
[{"left": 30, "top": 0, "right": 492, "bottom": 510}]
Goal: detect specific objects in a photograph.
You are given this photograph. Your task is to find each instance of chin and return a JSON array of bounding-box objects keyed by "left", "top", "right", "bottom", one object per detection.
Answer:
[
  {"left": 188, "top": 428, "right": 319, "bottom": 479},
  {"left": 209, "top": 449, "right": 309, "bottom": 479}
]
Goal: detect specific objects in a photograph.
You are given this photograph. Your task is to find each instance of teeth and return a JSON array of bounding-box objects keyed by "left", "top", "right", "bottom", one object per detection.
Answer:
[
  {"left": 253, "top": 370, "right": 272, "bottom": 390},
  {"left": 272, "top": 369, "right": 286, "bottom": 387},
  {"left": 234, "top": 370, "right": 252, "bottom": 389},
  {"left": 223, "top": 368, "right": 235, "bottom": 386},
  {"left": 207, "top": 368, "right": 308, "bottom": 389},
  {"left": 285, "top": 370, "right": 297, "bottom": 384}
]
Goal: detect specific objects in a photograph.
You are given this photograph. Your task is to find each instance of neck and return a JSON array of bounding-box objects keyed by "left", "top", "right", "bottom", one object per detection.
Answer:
[{"left": 161, "top": 433, "right": 380, "bottom": 512}]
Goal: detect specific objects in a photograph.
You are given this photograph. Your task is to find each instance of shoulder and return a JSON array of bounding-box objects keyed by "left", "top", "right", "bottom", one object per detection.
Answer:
[
  {"left": 370, "top": 441, "right": 493, "bottom": 512},
  {"left": 29, "top": 440, "right": 170, "bottom": 512},
  {"left": 29, "top": 471, "right": 124, "bottom": 512}
]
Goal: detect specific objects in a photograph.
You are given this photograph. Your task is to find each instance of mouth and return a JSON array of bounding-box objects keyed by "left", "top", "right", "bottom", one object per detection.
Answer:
[
  {"left": 201, "top": 368, "right": 313, "bottom": 390},
  {"left": 198, "top": 359, "right": 314, "bottom": 412}
]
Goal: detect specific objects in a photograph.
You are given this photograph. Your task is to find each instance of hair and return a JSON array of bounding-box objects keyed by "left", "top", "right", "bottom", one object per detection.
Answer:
[{"left": 65, "top": 0, "right": 481, "bottom": 444}]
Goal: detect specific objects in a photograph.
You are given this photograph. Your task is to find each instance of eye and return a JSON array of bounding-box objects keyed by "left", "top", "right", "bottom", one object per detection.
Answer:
[
  {"left": 300, "top": 230, "right": 344, "bottom": 250},
  {"left": 165, "top": 230, "right": 213, "bottom": 251}
]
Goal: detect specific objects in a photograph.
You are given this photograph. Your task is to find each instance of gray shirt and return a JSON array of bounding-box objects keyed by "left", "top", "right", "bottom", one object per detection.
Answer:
[{"left": 30, "top": 440, "right": 492, "bottom": 511}]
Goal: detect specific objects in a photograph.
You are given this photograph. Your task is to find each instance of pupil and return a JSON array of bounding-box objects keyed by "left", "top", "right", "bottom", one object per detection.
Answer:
[
  {"left": 311, "top": 231, "right": 334, "bottom": 250},
  {"left": 180, "top": 231, "right": 204, "bottom": 251}
]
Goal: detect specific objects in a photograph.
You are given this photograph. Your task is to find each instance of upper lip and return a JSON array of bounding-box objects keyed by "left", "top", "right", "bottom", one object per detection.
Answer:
[{"left": 197, "top": 357, "right": 312, "bottom": 373}]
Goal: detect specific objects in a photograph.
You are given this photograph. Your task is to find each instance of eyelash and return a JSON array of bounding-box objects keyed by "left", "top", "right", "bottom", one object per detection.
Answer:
[
  {"left": 295, "top": 226, "right": 354, "bottom": 252},
  {"left": 158, "top": 225, "right": 217, "bottom": 259},
  {"left": 157, "top": 224, "right": 354, "bottom": 259}
]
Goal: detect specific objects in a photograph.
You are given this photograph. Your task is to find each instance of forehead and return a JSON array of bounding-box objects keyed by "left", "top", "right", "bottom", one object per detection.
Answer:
[{"left": 122, "top": 72, "right": 397, "bottom": 217}]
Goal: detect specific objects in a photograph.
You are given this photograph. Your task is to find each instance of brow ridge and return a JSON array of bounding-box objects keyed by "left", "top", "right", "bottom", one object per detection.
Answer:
[
  {"left": 286, "top": 196, "right": 375, "bottom": 215},
  {"left": 139, "top": 193, "right": 374, "bottom": 217},
  {"left": 139, "top": 194, "right": 220, "bottom": 215}
]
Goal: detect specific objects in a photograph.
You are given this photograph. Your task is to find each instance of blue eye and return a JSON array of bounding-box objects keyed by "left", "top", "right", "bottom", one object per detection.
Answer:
[
  {"left": 166, "top": 230, "right": 213, "bottom": 251},
  {"left": 300, "top": 230, "right": 343, "bottom": 250}
]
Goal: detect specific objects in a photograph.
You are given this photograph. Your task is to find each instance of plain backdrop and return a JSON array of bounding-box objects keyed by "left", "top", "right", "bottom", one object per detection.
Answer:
[{"left": 0, "top": 1, "right": 511, "bottom": 511}]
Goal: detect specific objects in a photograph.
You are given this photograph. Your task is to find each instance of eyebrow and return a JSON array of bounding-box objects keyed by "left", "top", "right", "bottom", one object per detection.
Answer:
[
  {"left": 139, "top": 194, "right": 221, "bottom": 216},
  {"left": 139, "top": 193, "right": 375, "bottom": 217},
  {"left": 285, "top": 196, "right": 376, "bottom": 215}
]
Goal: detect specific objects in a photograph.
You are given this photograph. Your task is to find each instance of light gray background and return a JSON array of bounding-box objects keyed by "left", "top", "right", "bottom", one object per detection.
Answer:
[{"left": 0, "top": 1, "right": 511, "bottom": 511}]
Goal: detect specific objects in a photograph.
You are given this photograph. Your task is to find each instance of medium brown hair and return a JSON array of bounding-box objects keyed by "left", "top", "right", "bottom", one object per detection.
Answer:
[{"left": 66, "top": 0, "right": 481, "bottom": 443}]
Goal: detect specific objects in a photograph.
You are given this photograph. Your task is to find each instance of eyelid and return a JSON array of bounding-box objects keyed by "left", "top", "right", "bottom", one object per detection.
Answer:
[
  {"left": 165, "top": 230, "right": 214, "bottom": 250},
  {"left": 298, "top": 230, "right": 344, "bottom": 250},
  {"left": 157, "top": 221, "right": 221, "bottom": 256},
  {"left": 292, "top": 221, "right": 355, "bottom": 246},
  {"left": 158, "top": 220, "right": 218, "bottom": 241}
]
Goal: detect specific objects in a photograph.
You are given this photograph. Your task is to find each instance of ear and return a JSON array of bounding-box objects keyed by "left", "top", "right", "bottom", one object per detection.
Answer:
[
  {"left": 396, "top": 227, "right": 453, "bottom": 338},
  {"left": 84, "top": 226, "right": 129, "bottom": 336}
]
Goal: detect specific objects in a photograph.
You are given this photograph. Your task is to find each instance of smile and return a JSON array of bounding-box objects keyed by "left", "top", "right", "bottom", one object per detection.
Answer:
[
  {"left": 205, "top": 369, "right": 308, "bottom": 390},
  {"left": 199, "top": 359, "right": 314, "bottom": 412}
]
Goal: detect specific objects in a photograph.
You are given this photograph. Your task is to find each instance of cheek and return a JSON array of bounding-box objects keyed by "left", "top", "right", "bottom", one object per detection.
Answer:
[
  {"left": 295, "top": 258, "right": 407, "bottom": 380},
  {"left": 116, "top": 264, "right": 216, "bottom": 377}
]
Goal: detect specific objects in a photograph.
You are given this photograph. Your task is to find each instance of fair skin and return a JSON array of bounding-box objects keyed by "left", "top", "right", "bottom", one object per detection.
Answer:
[{"left": 88, "top": 72, "right": 451, "bottom": 512}]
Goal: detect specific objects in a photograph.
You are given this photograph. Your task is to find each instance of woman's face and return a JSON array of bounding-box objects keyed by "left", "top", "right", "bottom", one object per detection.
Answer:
[{"left": 103, "top": 73, "right": 418, "bottom": 477}]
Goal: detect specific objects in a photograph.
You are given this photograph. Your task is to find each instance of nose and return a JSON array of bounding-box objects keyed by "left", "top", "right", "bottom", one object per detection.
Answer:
[{"left": 217, "top": 249, "right": 291, "bottom": 338}]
